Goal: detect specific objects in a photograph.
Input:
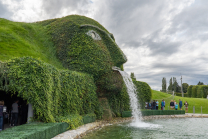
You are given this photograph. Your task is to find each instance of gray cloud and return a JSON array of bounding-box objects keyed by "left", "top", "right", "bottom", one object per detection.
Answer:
[
  {"left": 42, "top": 0, "right": 90, "bottom": 18},
  {"left": 0, "top": 1, "right": 12, "bottom": 19}
]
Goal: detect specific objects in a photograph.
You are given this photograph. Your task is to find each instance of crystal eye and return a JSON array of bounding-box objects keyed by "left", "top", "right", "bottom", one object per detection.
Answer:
[{"left": 86, "top": 30, "right": 101, "bottom": 40}]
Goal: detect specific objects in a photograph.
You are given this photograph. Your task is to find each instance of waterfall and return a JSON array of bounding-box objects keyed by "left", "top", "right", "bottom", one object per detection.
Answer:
[{"left": 118, "top": 70, "right": 142, "bottom": 123}]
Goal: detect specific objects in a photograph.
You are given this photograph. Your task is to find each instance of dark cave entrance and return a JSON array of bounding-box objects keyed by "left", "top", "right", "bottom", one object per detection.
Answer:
[{"left": 0, "top": 89, "right": 28, "bottom": 130}]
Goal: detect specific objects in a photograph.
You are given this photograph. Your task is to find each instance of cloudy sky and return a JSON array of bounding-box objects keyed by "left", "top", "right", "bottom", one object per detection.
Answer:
[{"left": 1, "top": 0, "right": 208, "bottom": 90}]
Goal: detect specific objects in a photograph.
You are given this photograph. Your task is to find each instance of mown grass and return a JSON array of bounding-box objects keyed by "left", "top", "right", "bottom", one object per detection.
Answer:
[
  {"left": 0, "top": 18, "right": 64, "bottom": 69},
  {"left": 152, "top": 90, "right": 208, "bottom": 114}
]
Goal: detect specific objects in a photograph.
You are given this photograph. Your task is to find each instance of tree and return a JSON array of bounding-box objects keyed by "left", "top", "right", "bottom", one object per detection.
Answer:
[
  {"left": 197, "top": 81, "right": 204, "bottom": 85},
  {"left": 172, "top": 77, "right": 181, "bottom": 92},
  {"left": 182, "top": 83, "right": 189, "bottom": 93},
  {"left": 168, "top": 77, "right": 173, "bottom": 92},
  {"left": 162, "top": 77, "right": 166, "bottom": 92},
  {"left": 130, "top": 72, "right": 136, "bottom": 81}
]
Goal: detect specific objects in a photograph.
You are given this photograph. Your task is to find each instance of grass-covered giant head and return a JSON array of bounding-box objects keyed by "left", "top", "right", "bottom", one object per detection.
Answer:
[{"left": 39, "top": 15, "right": 127, "bottom": 94}]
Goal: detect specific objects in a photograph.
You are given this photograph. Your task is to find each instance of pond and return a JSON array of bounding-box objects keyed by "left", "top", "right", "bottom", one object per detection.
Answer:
[{"left": 82, "top": 118, "right": 208, "bottom": 139}]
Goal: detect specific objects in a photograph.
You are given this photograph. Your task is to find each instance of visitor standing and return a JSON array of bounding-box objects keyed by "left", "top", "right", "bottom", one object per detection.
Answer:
[
  {"left": 179, "top": 99, "right": 182, "bottom": 110},
  {"left": 184, "top": 101, "right": 188, "bottom": 113},
  {"left": 11, "top": 100, "right": 19, "bottom": 126},
  {"left": 153, "top": 100, "right": 156, "bottom": 110},
  {"left": 175, "top": 102, "right": 178, "bottom": 110},
  {"left": 161, "top": 99, "right": 165, "bottom": 110},
  {"left": 0, "top": 100, "right": 4, "bottom": 131},
  {"left": 156, "top": 100, "right": 159, "bottom": 110},
  {"left": 170, "top": 100, "right": 174, "bottom": 110}
]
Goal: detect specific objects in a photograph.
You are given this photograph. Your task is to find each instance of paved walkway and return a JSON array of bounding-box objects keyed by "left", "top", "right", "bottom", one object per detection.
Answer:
[{"left": 52, "top": 114, "right": 208, "bottom": 139}]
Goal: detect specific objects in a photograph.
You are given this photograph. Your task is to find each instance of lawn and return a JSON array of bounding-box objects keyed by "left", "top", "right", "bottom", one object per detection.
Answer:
[
  {"left": 0, "top": 18, "right": 64, "bottom": 69},
  {"left": 151, "top": 90, "right": 208, "bottom": 114}
]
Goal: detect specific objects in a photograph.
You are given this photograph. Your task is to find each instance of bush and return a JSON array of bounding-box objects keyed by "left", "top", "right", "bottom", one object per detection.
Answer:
[
  {"left": 0, "top": 122, "right": 69, "bottom": 139},
  {"left": 192, "top": 85, "right": 199, "bottom": 98},
  {"left": 197, "top": 85, "right": 208, "bottom": 98},
  {"left": 133, "top": 80, "right": 152, "bottom": 109},
  {"left": 187, "top": 85, "right": 194, "bottom": 97},
  {"left": 1, "top": 57, "right": 99, "bottom": 124},
  {"left": 175, "top": 93, "right": 188, "bottom": 97}
]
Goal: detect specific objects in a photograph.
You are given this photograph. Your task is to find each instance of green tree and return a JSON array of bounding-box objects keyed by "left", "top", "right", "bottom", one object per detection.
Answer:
[
  {"left": 168, "top": 77, "right": 173, "bottom": 91},
  {"left": 162, "top": 77, "right": 166, "bottom": 92},
  {"left": 172, "top": 77, "right": 181, "bottom": 92},
  {"left": 197, "top": 81, "right": 204, "bottom": 85},
  {"left": 130, "top": 72, "right": 136, "bottom": 81},
  {"left": 182, "top": 83, "right": 189, "bottom": 93}
]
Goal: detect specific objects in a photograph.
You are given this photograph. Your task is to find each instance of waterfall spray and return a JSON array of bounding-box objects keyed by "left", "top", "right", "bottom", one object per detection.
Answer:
[{"left": 118, "top": 70, "right": 142, "bottom": 123}]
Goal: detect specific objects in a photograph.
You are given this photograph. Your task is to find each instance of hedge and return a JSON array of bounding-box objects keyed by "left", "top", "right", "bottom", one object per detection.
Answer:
[
  {"left": 0, "top": 122, "right": 69, "bottom": 139},
  {"left": 197, "top": 85, "right": 208, "bottom": 98},
  {"left": 188, "top": 85, "right": 208, "bottom": 98},
  {"left": 175, "top": 93, "right": 188, "bottom": 97},
  {"left": 0, "top": 57, "right": 101, "bottom": 126},
  {"left": 187, "top": 85, "right": 194, "bottom": 97},
  {"left": 122, "top": 110, "right": 185, "bottom": 117},
  {"left": 133, "top": 80, "right": 152, "bottom": 109}
]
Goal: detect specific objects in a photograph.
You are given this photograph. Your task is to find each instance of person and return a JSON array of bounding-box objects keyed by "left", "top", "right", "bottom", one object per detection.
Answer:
[
  {"left": 174, "top": 100, "right": 176, "bottom": 106},
  {"left": 156, "top": 100, "right": 159, "bottom": 110},
  {"left": 175, "top": 102, "right": 178, "bottom": 110},
  {"left": 0, "top": 100, "right": 4, "bottom": 131},
  {"left": 11, "top": 100, "right": 19, "bottom": 126},
  {"left": 164, "top": 100, "right": 166, "bottom": 110},
  {"left": 152, "top": 100, "right": 156, "bottom": 110},
  {"left": 149, "top": 102, "right": 152, "bottom": 110},
  {"left": 179, "top": 99, "right": 182, "bottom": 110},
  {"left": 184, "top": 101, "right": 188, "bottom": 113},
  {"left": 161, "top": 99, "right": 165, "bottom": 110},
  {"left": 170, "top": 100, "right": 174, "bottom": 110}
]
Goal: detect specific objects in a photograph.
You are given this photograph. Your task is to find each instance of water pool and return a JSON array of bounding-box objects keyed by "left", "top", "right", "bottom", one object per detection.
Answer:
[{"left": 82, "top": 118, "right": 208, "bottom": 139}]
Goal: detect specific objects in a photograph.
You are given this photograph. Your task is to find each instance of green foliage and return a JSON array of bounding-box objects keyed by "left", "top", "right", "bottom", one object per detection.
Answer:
[
  {"left": 182, "top": 83, "right": 189, "bottom": 93},
  {"left": 187, "top": 85, "right": 194, "bottom": 97},
  {"left": 107, "top": 85, "right": 130, "bottom": 117},
  {"left": 0, "top": 122, "right": 69, "bottom": 139},
  {"left": 122, "top": 110, "right": 185, "bottom": 117},
  {"left": 168, "top": 77, "right": 172, "bottom": 91},
  {"left": 130, "top": 72, "right": 136, "bottom": 80},
  {"left": 162, "top": 77, "right": 166, "bottom": 92},
  {"left": 197, "top": 85, "right": 208, "bottom": 98},
  {"left": 197, "top": 81, "right": 204, "bottom": 85},
  {"left": 192, "top": 85, "right": 200, "bottom": 98},
  {"left": 0, "top": 18, "right": 64, "bottom": 69},
  {"left": 1, "top": 57, "right": 99, "bottom": 124},
  {"left": 133, "top": 80, "right": 152, "bottom": 109},
  {"left": 38, "top": 15, "right": 127, "bottom": 81},
  {"left": 175, "top": 93, "right": 188, "bottom": 97},
  {"left": 55, "top": 114, "right": 83, "bottom": 130}
]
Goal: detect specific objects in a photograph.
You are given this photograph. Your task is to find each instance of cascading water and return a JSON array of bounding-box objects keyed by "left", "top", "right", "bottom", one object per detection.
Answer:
[{"left": 118, "top": 70, "right": 142, "bottom": 123}]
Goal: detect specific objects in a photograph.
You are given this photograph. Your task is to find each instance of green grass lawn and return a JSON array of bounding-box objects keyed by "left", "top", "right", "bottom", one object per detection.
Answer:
[
  {"left": 0, "top": 18, "right": 64, "bottom": 69},
  {"left": 152, "top": 90, "right": 208, "bottom": 114}
]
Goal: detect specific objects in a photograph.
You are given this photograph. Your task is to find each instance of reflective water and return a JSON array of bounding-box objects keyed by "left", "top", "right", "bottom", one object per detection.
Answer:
[{"left": 82, "top": 118, "right": 208, "bottom": 139}]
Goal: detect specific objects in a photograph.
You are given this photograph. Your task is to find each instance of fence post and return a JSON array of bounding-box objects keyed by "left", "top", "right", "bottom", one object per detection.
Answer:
[
  {"left": 201, "top": 106, "right": 202, "bottom": 114},
  {"left": 193, "top": 106, "right": 195, "bottom": 114},
  {"left": 168, "top": 106, "right": 169, "bottom": 110}
]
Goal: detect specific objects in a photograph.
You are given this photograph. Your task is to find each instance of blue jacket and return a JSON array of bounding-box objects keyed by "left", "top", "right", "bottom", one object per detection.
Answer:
[
  {"left": 161, "top": 101, "right": 164, "bottom": 107},
  {"left": 179, "top": 101, "right": 182, "bottom": 106},
  {"left": 175, "top": 104, "right": 178, "bottom": 109}
]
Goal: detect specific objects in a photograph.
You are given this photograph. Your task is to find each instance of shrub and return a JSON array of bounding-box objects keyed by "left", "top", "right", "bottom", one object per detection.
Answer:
[
  {"left": 1, "top": 57, "right": 99, "bottom": 124},
  {"left": 133, "top": 80, "right": 152, "bottom": 109},
  {"left": 187, "top": 85, "right": 194, "bottom": 97}
]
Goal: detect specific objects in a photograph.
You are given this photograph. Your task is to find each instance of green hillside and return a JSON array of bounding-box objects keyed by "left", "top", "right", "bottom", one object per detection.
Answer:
[
  {"left": 152, "top": 90, "right": 208, "bottom": 114},
  {"left": 0, "top": 18, "right": 64, "bottom": 69}
]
